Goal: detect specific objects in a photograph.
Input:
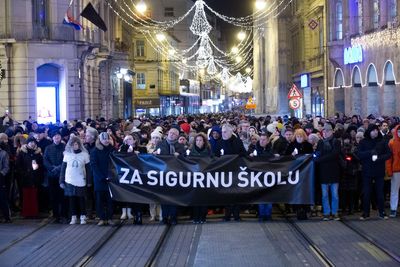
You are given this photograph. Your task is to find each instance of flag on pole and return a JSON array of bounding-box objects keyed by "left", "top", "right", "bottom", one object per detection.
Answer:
[{"left": 63, "top": 0, "right": 82, "bottom": 30}]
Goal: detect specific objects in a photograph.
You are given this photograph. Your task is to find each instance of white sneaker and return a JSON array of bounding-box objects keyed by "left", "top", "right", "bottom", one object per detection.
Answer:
[
  {"left": 149, "top": 216, "right": 155, "bottom": 221},
  {"left": 127, "top": 208, "right": 134, "bottom": 219},
  {"left": 120, "top": 208, "right": 127, "bottom": 220},
  {"left": 80, "top": 215, "right": 87, "bottom": 225},
  {"left": 70, "top": 215, "right": 77, "bottom": 225}
]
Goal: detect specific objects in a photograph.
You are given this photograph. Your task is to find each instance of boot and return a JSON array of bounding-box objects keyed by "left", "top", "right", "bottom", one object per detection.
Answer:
[
  {"left": 134, "top": 212, "right": 142, "bottom": 225},
  {"left": 120, "top": 208, "right": 127, "bottom": 220},
  {"left": 80, "top": 215, "right": 87, "bottom": 225},
  {"left": 70, "top": 215, "right": 77, "bottom": 225},
  {"left": 127, "top": 208, "right": 134, "bottom": 219}
]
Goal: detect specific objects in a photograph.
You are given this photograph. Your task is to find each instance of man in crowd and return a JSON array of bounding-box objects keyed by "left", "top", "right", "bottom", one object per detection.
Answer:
[
  {"left": 155, "top": 126, "right": 185, "bottom": 225},
  {"left": 43, "top": 130, "right": 66, "bottom": 223}
]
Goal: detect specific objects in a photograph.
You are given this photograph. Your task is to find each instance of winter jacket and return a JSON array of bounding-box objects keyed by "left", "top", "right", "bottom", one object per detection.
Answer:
[
  {"left": 90, "top": 143, "right": 114, "bottom": 192},
  {"left": 272, "top": 136, "right": 289, "bottom": 155},
  {"left": 0, "top": 149, "right": 9, "bottom": 186},
  {"left": 43, "top": 142, "right": 65, "bottom": 179},
  {"left": 386, "top": 125, "right": 400, "bottom": 176},
  {"left": 285, "top": 141, "right": 313, "bottom": 156},
  {"left": 156, "top": 139, "right": 185, "bottom": 155},
  {"left": 254, "top": 142, "right": 274, "bottom": 159},
  {"left": 314, "top": 137, "right": 342, "bottom": 184},
  {"left": 213, "top": 135, "right": 246, "bottom": 156},
  {"left": 16, "top": 145, "right": 43, "bottom": 187},
  {"left": 189, "top": 145, "right": 212, "bottom": 157},
  {"left": 357, "top": 125, "right": 391, "bottom": 178},
  {"left": 38, "top": 138, "right": 52, "bottom": 154}
]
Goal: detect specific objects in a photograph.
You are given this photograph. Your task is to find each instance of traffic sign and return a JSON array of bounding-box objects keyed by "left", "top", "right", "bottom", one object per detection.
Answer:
[
  {"left": 287, "top": 84, "right": 302, "bottom": 99},
  {"left": 245, "top": 97, "right": 256, "bottom": 109},
  {"left": 289, "top": 98, "right": 301, "bottom": 110}
]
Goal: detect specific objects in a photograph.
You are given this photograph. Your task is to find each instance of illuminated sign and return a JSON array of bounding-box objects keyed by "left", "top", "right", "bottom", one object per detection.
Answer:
[
  {"left": 300, "top": 74, "right": 309, "bottom": 88},
  {"left": 344, "top": 45, "right": 363, "bottom": 65}
]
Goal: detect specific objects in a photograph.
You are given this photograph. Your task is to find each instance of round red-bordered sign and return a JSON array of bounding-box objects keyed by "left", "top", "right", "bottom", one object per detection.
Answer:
[{"left": 289, "top": 98, "right": 301, "bottom": 110}]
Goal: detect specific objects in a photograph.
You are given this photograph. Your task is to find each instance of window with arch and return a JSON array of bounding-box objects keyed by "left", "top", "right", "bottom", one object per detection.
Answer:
[
  {"left": 336, "top": 0, "right": 343, "bottom": 40},
  {"left": 372, "top": 0, "right": 380, "bottom": 29}
]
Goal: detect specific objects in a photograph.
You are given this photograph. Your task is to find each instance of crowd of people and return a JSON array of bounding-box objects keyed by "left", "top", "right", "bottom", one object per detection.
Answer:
[{"left": 0, "top": 111, "right": 399, "bottom": 225}]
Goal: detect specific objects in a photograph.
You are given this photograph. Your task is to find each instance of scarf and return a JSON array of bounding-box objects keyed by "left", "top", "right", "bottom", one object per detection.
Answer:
[{"left": 166, "top": 138, "right": 177, "bottom": 155}]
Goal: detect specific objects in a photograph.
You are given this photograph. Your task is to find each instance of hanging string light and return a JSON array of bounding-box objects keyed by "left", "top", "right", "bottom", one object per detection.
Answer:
[
  {"left": 207, "top": 57, "right": 218, "bottom": 75},
  {"left": 190, "top": 0, "right": 212, "bottom": 36}
]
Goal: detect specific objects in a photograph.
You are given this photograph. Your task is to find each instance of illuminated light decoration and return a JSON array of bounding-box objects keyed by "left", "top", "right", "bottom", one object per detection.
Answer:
[
  {"left": 116, "top": 72, "right": 123, "bottom": 79},
  {"left": 168, "top": 49, "right": 176, "bottom": 55},
  {"left": 231, "top": 46, "right": 239, "bottom": 54},
  {"left": 190, "top": 0, "right": 212, "bottom": 36},
  {"left": 351, "top": 27, "right": 400, "bottom": 49},
  {"left": 235, "top": 56, "right": 242, "bottom": 63},
  {"left": 237, "top": 31, "right": 246, "bottom": 41},
  {"left": 300, "top": 73, "right": 309, "bottom": 88},
  {"left": 199, "top": 68, "right": 206, "bottom": 76},
  {"left": 244, "top": 76, "right": 253, "bottom": 93},
  {"left": 207, "top": 57, "right": 218, "bottom": 75},
  {"left": 135, "top": 0, "right": 147, "bottom": 14},
  {"left": 344, "top": 45, "right": 363, "bottom": 65},
  {"left": 182, "top": 58, "right": 187, "bottom": 64},
  {"left": 156, "top": 33, "right": 166, "bottom": 41},
  {"left": 255, "top": 0, "right": 267, "bottom": 10},
  {"left": 220, "top": 68, "right": 231, "bottom": 84},
  {"left": 120, "top": 68, "right": 128, "bottom": 75},
  {"left": 245, "top": 67, "right": 251, "bottom": 73}
]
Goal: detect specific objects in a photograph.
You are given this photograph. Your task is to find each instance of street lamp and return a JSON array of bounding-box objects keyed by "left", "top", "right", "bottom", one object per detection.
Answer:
[
  {"left": 255, "top": 0, "right": 266, "bottom": 10},
  {"left": 136, "top": 0, "right": 147, "bottom": 14},
  {"left": 237, "top": 31, "right": 246, "bottom": 41}
]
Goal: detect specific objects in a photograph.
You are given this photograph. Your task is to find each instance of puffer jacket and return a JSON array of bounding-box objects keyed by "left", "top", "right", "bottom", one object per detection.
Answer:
[{"left": 386, "top": 125, "right": 400, "bottom": 176}]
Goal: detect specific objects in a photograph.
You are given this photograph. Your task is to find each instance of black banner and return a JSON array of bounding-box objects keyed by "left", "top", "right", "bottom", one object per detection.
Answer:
[{"left": 108, "top": 153, "right": 315, "bottom": 206}]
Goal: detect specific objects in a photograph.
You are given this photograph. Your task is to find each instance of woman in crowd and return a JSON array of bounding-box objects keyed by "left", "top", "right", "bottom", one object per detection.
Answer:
[
  {"left": 119, "top": 134, "right": 146, "bottom": 224},
  {"left": 91, "top": 132, "right": 115, "bottom": 226},
  {"left": 60, "top": 135, "right": 90, "bottom": 224},
  {"left": 188, "top": 132, "right": 212, "bottom": 223},
  {"left": 16, "top": 136, "right": 43, "bottom": 218}
]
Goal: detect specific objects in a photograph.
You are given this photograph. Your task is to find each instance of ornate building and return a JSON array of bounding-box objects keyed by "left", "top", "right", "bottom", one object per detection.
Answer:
[
  {"left": 253, "top": 0, "right": 327, "bottom": 116},
  {"left": 0, "top": 0, "right": 131, "bottom": 122},
  {"left": 327, "top": 0, "right": 400, "bottom": 117}
]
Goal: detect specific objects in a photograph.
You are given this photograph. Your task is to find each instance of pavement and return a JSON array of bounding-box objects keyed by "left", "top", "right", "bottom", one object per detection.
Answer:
[{"left": 0, "top": 215, "right": 399, "bottom": 267}]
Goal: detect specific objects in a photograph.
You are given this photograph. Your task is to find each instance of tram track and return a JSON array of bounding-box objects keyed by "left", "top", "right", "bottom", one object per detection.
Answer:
[
  {"left": 0, "top": 215, "right": 53, "bottom": 256},
  {"left": 280, "top": 207, "right": 400, "bottom": 266}
]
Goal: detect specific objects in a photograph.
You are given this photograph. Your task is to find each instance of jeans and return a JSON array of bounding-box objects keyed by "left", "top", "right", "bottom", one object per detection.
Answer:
[
  {"left": 321, "top": 183, "right": 339, "bottom": 216},
  {"left": 390, "top": 172, "right": 400, "bottom": 211},
  {"left": 161, "top": 205, "right": 177, "bottom": 222},
  {"left": 69, "top": 196, "right": 86, "bottom": 217},
  {"left": 96, "top": 191, "right": 113, "bottom": 220},
  {"left": 258, "top": 203, "right": 272, "bottom": 218}
]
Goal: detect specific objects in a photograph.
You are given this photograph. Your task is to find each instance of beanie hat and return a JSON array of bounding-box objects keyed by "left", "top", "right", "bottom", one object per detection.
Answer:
[
  {"left": 180, "top": 122, "right": 191, "bottom": 135},
  {"left": 151, "top": 128, "right": 163, "bottom": 139}
]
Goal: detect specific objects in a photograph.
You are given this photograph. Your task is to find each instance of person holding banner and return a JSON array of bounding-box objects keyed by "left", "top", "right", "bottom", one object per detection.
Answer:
[
  {"left": 118, "top": 134, "right": 146, "bottom": 224},
  {"left": 155, "top": 126, "right": 185, "bottom": 225},
  {"left": 217, "top": 124, "right": 246, "bottom": 222},
  {"left": 249, "top": 132, "right": 274, "bottom": 221},
  {"left": 188, "top": 133, "right": 213, "bottom": 223}
]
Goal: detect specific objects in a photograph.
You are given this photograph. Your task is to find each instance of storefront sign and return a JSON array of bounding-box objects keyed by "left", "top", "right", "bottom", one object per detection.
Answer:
[
  {"left": 344, "top": 45, "right": 363, "bottom": 65},
  {"left": 134, "top": 98, "right": 160, "bottom": 108},
  {"left": 300, "top": 74, "right": 309, "bottom": 88}
]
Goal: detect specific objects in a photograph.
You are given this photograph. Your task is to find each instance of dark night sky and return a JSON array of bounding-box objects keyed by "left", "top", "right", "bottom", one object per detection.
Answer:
[{"left": 204, "top": 0, "right": 253, "bottom": 47}]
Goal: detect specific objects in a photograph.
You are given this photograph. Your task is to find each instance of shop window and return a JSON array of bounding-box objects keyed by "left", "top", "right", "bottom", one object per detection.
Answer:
[{"left": 137, "top": 73, "right": 146, "bottom": 89}]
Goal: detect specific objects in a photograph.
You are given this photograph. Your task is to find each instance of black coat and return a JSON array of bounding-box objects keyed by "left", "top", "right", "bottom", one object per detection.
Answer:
[
  {"left": 43, "top": 142, "right": 65, "bottom": 180},
  {"left": 314, "top": 137, "right": 342, "bottom": 184},
  {"left": 254, "top": 142, "right": 274, "bottom": 159},
  {"left": 272, "top": 136, "right": 289, "bottom": 155},
  {"left": 156, "top": 139, "right": 185, "bottom": 155},
  {"left": 213, "top": 135, "right": 246, "bottom": 156},
  {"left": 16, "top": 145, "right": 43, "bottom": 187},
  {"left": 357, "top": 134, "right": 391, "bottom": 178},
  {"left": 285, "top": 141, "right": 313, "bottom": 156}
]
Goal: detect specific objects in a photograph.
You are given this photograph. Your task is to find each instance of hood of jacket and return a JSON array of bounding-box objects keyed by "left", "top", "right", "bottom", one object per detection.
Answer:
[{"left": 20, "top": 144, "right": 41, "bottom": 154}]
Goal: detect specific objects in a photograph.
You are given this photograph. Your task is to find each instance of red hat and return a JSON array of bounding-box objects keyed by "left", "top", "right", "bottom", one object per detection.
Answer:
[{"left": 180, "top": 122, "right": 191, "bottom": 134}]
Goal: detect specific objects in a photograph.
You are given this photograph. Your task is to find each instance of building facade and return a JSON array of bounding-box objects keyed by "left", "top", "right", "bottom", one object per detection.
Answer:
[
  {"left": 0, "top": 0, "right": 131, "bottom": 122},
  {"left": 327, "top": 0, "right": 400, "bottom": 117},
  {"left": 253, "top": 0, "right": 327, "bottom": 116}
]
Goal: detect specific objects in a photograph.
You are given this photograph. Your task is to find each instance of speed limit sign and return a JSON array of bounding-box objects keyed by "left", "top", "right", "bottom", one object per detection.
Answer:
[{"left": 289, "top": 98, "right": 301, "bottom": 110}]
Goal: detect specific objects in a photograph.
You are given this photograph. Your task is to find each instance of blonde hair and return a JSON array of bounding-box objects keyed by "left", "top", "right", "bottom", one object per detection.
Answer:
[
  {"left": 65, "top": 136, "right": 87, "bottom": 153},
  {"left": 292, "top": 129, "right": 308, "bottom": 142}
]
